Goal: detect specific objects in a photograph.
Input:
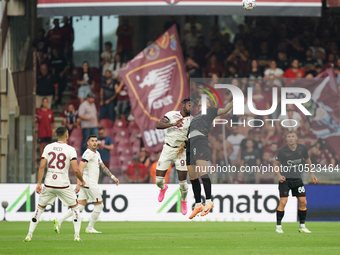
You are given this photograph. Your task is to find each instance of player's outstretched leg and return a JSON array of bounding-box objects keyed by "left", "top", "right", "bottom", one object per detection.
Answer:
[
  {"left": 24, "top": 205, "right": 45, "bottom": 242},
  {"left": 179, "top": 180, "right": 188, "bottom": 215},
  {"left": 276, "top": 210, "right": 285, "bottom": 233},
  {"left": 189, "top": 178, "right": 203, "bottom": 219},
  {"left": 156, "top": 176, "right": 168, "bottom": 202},
  {"left": 56, "top": 204, "right": 85, "bottom": 232},
  {"left": 72, "top": 205, "right": 82, "bottom": 241},
  {"left": 200, "top": 174, "right": 214, "bottom": 217},
  {"left": 86, "top": 203, "right": 104, "bottom": 233}
]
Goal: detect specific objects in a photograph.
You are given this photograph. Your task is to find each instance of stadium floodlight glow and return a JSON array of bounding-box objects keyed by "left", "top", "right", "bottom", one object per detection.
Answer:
[{"left": 2, "top": 201, "right": 8, "bottom": 221}]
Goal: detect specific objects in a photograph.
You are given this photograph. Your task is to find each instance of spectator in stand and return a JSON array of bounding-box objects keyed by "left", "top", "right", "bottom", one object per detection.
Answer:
[
  {"left": 125, "top": 155, "right": 149, "bottom": 183},
  {"left": 286, "top": 37, "right": 305, "bottom": 61},
  {"left": 208, "top": 24, "right": 222, "bottom": 46},
  {"left": 276, "top": 51, "right": 290, "bottom": 71},
  {"left": 330, "top": 42, "right": 340, "bottom": 59},
  {"left": 309, "top": 38, "right": 326, "bottom": 66},
  {"left": 334, "top": 65, "right": 340, "bottom": 87},
  {"left": 194, "top": 36, "right": 210, "bottom": 69},
  {"left": 109, "top": 53, "right": 126, "bottom": 80},
  {"left": 99, "top": 70, "right": 118, "bottom": 126},
  {"left": 183, "top": 24, "right": 201, "bottom": 52},
  {"left": 227, "top": 126, "right": 245, "bottom": 168},
  {"left": 205, "top": 41, "right": 227, "bottom": 65},
  {"left": 276, "top": 104, "right": 303, "bottom": 133},
  {"left": 203, "top": 55, "right": 225, "bottom": 78},
  {"left": 100, "top": 42, "right": 115, "bottom": 82},
  {"left": 268, "top": 143, "right": 278, "bottom": 164},
  {"left": 284, "top": 59, "right": 305, "bottom": 79},
  {"left": 46, "top": 19, "right": 65, "bottom": 54},
  {"left": 60, "top": 17, "right": 74, "bottom": 60},
  {"left": 97, "top": 127, "right": 114, "bottom": 181},
  {"left": 36, "top": 97, "right": 55, "bottom": 156},
  {"left": 184, "top": 16, "right": 202, "bottom": 35},
  {"left": 247, "top": 60, "right": 262, "bottom": 80},
  {"left": 262, "top": 126, "right": 281, "bottom": 152},
  {"left": 51, "top": 48, "right": 68, "bottom": 108},
  {"left": 186, "top": 47, "right": 201, "bottom": 78},
  {"left": 256, "top": 41, "right": 272, "bottom": 69},
  {"left": 149, "top": 151, "right": 172, "bottom": 183},
  {"left": 116, "top": 18, "right": 134, "bottom": 62},
  {"left": 77, "top": 61, "right": 95, "bottom": 103},
  {"left": 302, "top": 49, "right": 318, "bottom": 72},
  {"left": 264, "top": 60, "right": 284, "bottom": 78},
  {"left": 36, "top": 50, "right": 52, "bottom": 74},
  {"left": 116, "top": 79, "right": 131, "bottom": 120},
  {"left": 163, "top": 16, "right": 180, "bottom": 34},
  {"left": 225, "top": 64, "right": 240, "bottom": 79},
  {"left": 32, "top": 29, "right": 49, "bottom": 54},
  {"left": 139, "top": 147, "right": 151, "bottom": 169},
  {"left": 322, "top": 53, "right": 336, "bottom": 70},
  {"left": 309, "top": 140, "right": 336, "bottom": 167},
  {"left": 314, "top": 64, "right": 323, "bottom": 75},
  {"left": 62, "top": 103, "right": 80, "bottom": 135},
  {"left": 78, "top": 92, "right": 98, "bottom": 154},
  {"left": 240, "top": 139, "right": 261, "bottom": 183},
  {"left": 256, "top": 151, "right": 276, "bottom": 184},
  {"left": 226, "top": 40, "right": 249, "bottom": 76},
  {"left": 222, "top": 33, "right": 234, "bottom": 58},
  {"left": 36, "top": 64, "right": 58, "bottom": 109}
]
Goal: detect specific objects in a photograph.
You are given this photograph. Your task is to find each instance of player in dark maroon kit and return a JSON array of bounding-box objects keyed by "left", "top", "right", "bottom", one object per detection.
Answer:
[{"left": 273, "top": 130, "right": 317, "bottom": 234}]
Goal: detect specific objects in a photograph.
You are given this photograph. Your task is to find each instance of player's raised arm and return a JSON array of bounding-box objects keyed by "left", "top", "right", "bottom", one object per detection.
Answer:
[
  {"left": 217, "top": 101, "right": 233, "bottom": 116},
  {"left": 99, "top": 162, "right": 119, "bottom": 185},
  {"left": 304, "top": 157, "right": 317, "bottom": 184},
  {"left": 156, "top": 116, "right": 183, "bottom": 129},
  {"left": 36, "top": 158, "right": 47, "bottom": 194},
  {"left": 70, "top": 159, "right": 86, "bottom": 188}
]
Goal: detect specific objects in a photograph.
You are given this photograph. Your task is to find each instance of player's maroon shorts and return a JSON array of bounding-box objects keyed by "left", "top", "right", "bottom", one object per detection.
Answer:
[{"left": 279, "top": 178, "right": 306, "bottom": 197}]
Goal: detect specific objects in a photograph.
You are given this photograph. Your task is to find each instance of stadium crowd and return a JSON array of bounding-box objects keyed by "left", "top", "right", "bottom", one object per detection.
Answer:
[{"left": 34, "top": 15, "right": 340, "bottom": 184}]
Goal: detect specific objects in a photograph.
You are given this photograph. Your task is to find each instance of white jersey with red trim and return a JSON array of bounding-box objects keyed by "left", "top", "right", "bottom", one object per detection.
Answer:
[
  {"left": 42, "top": 142, "right": 77, "bottom": 188},
  {"left": 82, "top": 149, "right": 103, "bottom": 188},
  {"left": 163, "top": 111, "right": 192, "bottom": 147}
]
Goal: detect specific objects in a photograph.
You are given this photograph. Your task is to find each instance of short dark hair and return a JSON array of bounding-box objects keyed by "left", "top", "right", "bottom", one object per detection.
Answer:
[
  {"left": 286, "top": 130, "right": 297, "bottom": 137},
  {"left": 87, "top": 135, "right": 98, "bottom": 141},
  {"left": 56, "top": 126, "right": 68, "bottom": 138},
  {"left": 334, "top": 65, "right": 340, "bottom": 71},
  {"left": 98, "top": 127, "right": 104, "bottom": 132},
  {"left": 104, "top": 41, "right": 112, "bottom": 48}
]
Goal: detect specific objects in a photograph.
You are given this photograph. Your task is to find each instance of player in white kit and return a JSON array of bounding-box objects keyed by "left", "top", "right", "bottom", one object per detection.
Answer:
[
  {"left": 56, "top": 135, "right": 119, "bottom": 234},
  {"left": 23, "top": 127, "right": 86, "bottom": 242},
  {"left": 155, "top": 97, "right": 194, "bottom": 215}
]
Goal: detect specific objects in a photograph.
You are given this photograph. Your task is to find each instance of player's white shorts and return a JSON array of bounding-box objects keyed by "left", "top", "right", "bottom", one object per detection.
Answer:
[
  {"left": 157, "top": 144, "right": 187, "bottom": 171},
  {"left": 78, "top": 185, "right": 103, "bottom": 203},
  {"left": 38, "top": 185, "right": 77, "bottom": 207}
]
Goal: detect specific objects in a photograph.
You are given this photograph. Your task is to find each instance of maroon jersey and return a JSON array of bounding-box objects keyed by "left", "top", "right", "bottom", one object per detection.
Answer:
[{"left": 36, "top": 109, "right": 54, "bottom": 138}]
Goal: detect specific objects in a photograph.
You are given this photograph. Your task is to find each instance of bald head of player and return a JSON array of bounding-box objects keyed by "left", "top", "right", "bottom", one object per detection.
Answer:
[
  {"left": 87, "top": 135, "right": 98, "bottom": 151},
  {"left": 56, "top": 126, "right": 69, "bottom": 142},
  {"left": 286, "top": 130, "right": 298, "bottom": 147},
  {"left": 182, "top": 97, "right": 194, "bottom": 116}
]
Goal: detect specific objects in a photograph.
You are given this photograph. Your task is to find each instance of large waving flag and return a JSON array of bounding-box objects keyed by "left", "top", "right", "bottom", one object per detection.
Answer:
[
  {"left": 119, "top": 25, "right": 189, "bottom": 152},
  {"left": 291, "top": 68, "right": 340, "bottom": 156}
]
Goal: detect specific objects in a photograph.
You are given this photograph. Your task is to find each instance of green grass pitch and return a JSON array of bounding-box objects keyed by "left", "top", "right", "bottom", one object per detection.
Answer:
[{"left": 0, "top": 221, "right": 340, "bottom": 255}]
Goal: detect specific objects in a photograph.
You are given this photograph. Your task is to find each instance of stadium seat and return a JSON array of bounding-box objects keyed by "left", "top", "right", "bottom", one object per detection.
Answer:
[
  {"left": 114, "top": 130, "right": 130, "bottom": 144},
  {"left": 120, "top": 148, "right": 133, "bottom": 157},
  {"left": 113, "top": 119, "right": 128, "bottom": 135},
  {"left": 100, "top": 119, "right": 112, "bottom": 129},
  {"left": 129, "top": 128, "right": 141, "bottom": 144},
  {"left": 106, "top": 128, "right": 114, "bottom": 139},
  {"left": 117, "top": 143, "right": 131, "bottom": 155},
  {"left": 128, "top": 120, "right": 139, "bottom": 131},
  {"left": 109, "top": 156, "right": 121, "bottom": 169},
  {"left": 132, "top": 140, "right": 141, "bottom": 155}
]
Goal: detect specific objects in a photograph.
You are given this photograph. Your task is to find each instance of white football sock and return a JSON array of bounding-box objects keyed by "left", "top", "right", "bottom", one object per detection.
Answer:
[
  {"left": 60, "top": 204, "right": 84, "bottom": 227},
  {"left": 28, "top": 205, "right": 45, "bottom": 235},
  {"left": 195, "top": 203, "right": 202, "bottom": 208},
  {"left": 72, "top": 205, "right": 81, "bottom": 236},
  {"left": 276, "top": 225, "right": 282, "bottom": 229},
  {"left": 206, "top": 199, "right": 212, "bottom": 205},
  {"left": 179, "top": 180, "right": 188, "bottom": 202},
  {"left": 156, "top": 176, "right": 165, "bottom": 190},
  {"left": 300, "top": 224, "right": 305, "bottom": 228},
  {"left": 87, "top": 203, "right": 104, "bottom": 230}
]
